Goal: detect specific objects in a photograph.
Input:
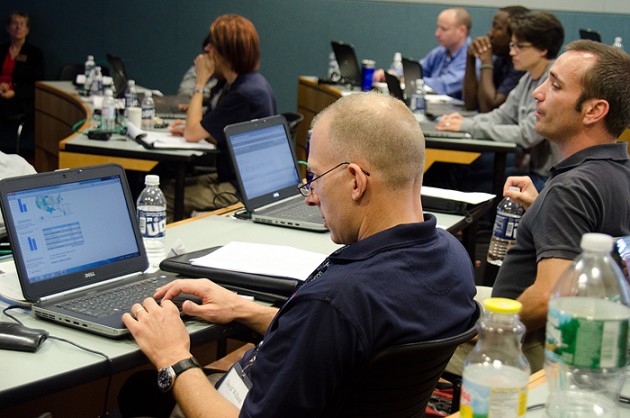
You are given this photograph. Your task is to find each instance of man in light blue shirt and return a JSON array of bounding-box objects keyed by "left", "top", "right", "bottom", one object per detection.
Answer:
[{"left": 421, "top": 7, "right": 471, "bottom": 99}]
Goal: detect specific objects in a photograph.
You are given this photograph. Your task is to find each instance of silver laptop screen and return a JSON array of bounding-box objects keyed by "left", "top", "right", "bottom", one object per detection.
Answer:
[
  {"left": 230, "top": 124, "right": 300, "bottom": 201},
  {"left": 6, "top": 176, "right": 141, "bottom": 284}
]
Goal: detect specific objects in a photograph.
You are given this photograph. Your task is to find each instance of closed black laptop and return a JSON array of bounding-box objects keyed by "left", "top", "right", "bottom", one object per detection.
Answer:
[{"left": 0, "top": 164, "right": 176, "bottom": 337}]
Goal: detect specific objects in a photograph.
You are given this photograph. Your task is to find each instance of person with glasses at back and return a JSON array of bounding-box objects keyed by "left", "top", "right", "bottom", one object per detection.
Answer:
[
  {"left": 432, "top": 11, "right": 564, "bottom": 192},
  {"left": 119, "top": 92, "right": 476, "bottom": 418}
]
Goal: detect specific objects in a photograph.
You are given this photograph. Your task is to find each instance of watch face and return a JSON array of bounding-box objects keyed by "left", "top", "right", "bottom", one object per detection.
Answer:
[{"left": 157, "top": 367, "right": 175, "bottom": 392}]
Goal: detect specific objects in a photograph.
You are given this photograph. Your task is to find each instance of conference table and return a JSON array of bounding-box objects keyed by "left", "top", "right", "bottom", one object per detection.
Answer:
[
  {"left": 35, "top": 81, "right": 217, "bottom": 221},
  {"left": 296, "top": 76, "right": 517, "bottom": 201},
  {"left": 0, "top": 206, "right": 474, "bottom": 417}
]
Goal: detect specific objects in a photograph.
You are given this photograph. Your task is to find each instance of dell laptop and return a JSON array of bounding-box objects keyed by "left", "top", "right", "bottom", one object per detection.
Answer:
[
  {"left": 224, "top": 115, "right": 327, "bottom": 232},
  {"left": 0, "top": 164, "right": 177, "bottom": 337},
  {"left": 331, "top": 40, "right": 362, "bottom": 88}
]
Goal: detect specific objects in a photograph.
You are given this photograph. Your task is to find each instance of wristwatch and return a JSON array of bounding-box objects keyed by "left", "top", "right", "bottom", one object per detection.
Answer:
[
  {"left": 157, "top": 356, "right": 202, "bottom": 392},
  {"left": 193, "top": 88, "right": 204, "bottom": 95}
]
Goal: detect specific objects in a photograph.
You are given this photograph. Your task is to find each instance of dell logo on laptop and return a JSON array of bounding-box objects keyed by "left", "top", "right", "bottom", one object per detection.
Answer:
[
  {"left": 273, "top": 192, "right": 279, "bottom": 198},
  {"left": 85, "top": 272, "right": 96, "bottom": 278}
]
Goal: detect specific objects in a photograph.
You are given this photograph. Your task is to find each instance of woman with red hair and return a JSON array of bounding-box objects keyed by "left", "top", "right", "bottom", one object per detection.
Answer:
[{"left": 168, "top": 14, "right": 276, "bottom": 215}]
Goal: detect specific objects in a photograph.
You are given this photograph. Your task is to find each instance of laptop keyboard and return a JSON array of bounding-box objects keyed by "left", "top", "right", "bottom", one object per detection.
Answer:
[
  {"left": 58, "top": 275, "right": 170, "bottom": 318},
  {"left": 265, "top": 203, "right": 320, "bottom": 221}
]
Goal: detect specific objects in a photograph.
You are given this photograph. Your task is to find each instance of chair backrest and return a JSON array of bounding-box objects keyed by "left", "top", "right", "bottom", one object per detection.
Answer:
[
  {"left": 57, "top": 63, "right": 85, "bottom": 81},
  {"left": 324, "top": 301, "right": 481, "bottom": 418},
  {"left": 579, "top": 28, "right": 601, "bottom": 42}
]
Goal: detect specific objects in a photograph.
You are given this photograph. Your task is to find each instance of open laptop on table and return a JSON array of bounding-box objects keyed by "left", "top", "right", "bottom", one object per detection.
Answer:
[
  {"left": 402, "top": 57, "right": 423, "bottom": 101},
  {"left": 224, "top": 115, "right": 327, "bottom": 232},
  {"left": 331, "top": 40, "right": 362, "bottom": 88},
  {"left": 0, "top": 164, "right": 178, "bottom": 337},
  {"left": 106, "top": 53, "right": 187, "bottom": 118}
]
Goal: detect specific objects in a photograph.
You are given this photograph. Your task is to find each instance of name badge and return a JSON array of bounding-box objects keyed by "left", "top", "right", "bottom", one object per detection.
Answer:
[
  {"left": 217, "top": 362, "right": 252, "bottom": 408},
  {"left": 16, "top": 54, "right": 27, "bottom": 62}
]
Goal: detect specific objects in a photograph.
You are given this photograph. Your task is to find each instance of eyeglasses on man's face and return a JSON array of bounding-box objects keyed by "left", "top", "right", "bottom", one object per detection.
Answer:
[
  {"left": 297, "top": 162, "right": 370, "bottom": 197},
  {"left": 509, "top": 41, "right": 534, "bottom": 51}
]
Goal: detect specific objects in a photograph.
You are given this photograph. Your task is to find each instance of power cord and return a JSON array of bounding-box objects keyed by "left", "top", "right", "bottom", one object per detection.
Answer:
[
  {"left": 2, "top": 305, "right": 114, "bottom": 418},
  {"left": 212, "top": 191, "right": 241, "bottom": 209}
]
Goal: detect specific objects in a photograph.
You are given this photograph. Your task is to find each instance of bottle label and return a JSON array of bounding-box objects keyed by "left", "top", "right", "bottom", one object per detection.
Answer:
[
  {"left": 137, "top": 209, "right": 166, "bottom": 239},
  {"left": 546, "top": 304, "right": 629, "bottom": 368},
  {"left": 492, "top": 212, "right": 520, "bottom": 240},
  {"left": 460, "top": 378, "right": 527, "bottom": 418},
  {"left": 142, "top": 107, "right": 155, "bottom": 120}
]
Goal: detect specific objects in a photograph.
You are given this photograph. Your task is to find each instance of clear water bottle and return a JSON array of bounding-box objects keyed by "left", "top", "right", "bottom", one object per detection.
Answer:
[
  {"left": 124, "top": 80, "right": 139, "bottom": 111},
  {"left": 101, "top": 88, "right": 117, "bottom": 131},
  {"left": 91, "top": 66, "right": 104, "bottom": 96},
  {"left": 328, "top": 52, "right": 341, "bottom": 83},
  {"left": 613, "top": 37, "right": 624, "bottom": 50},
  {"left": 137, "top": 175, "right": 167, "bottom": 270},
  {"left": 83, "top": 55, "right": 95, "bottom": 95},
  {"left": 545, "top": 233, "right": 630, "bottom": 418},
  {"left": 410, "top": 78, "right": 426, "bottom": 115},
  {"left": 389, "top": 52, "right": 404, "bottom": 79},
  {"left": 460, "top": 298, "right": 531, "bottom": 418},
  {"left": 487, "top": 187, "right": 524, "bottom": 266},
  {"left": 141, "top": 91, "right": 155, "bottom": 130}
]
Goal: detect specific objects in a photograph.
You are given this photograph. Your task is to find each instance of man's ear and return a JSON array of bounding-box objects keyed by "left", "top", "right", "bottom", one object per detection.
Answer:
[
  {"left": 582, "top": 98, "right": 609, "bottom": 126},
  {"left": 348, "top": 164, "right": 368, "bottom": 201}
]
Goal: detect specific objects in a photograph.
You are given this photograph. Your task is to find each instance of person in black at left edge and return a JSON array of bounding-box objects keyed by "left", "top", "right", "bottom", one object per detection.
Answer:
[{"left": 0, "top": 10, "right": 44, "bottom": 161}]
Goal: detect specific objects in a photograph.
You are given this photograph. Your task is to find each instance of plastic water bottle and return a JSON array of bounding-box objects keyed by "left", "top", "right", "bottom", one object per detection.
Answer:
[
  {"left": 91, "top": 66, "right": 104, "bottom": 96},
  {"left": 487, "top": 187, "right": 524, "bottom": 266},
  {"left": 137, "top": 175, "right": 167, "bottom": 270},
  {"left": 83, "top": 55, "right": 95, "bottom": 95},
  {"left": 460, "top": 298, "right": 531, "bottom": 418},
  {"left": 545, "top": 233, "right": 630, "bottom": 418},
  {"left": 613, "top": 37, "right": 624, "bottom": 50},
  {"left": 141, "top": 91, "right": 155, "bottom": 130},
  {"left": 124, "top": 80, "right": 139, "bottom": 111},
  {"left": 410, "top": 79, "right": 426, "bottom": 115},
  {"left": 389, "top": 52, "right": 404, "bottom": 79},
  {"left": 328, "top": 52, "right": 341, "bottom": 82},
  {"left": 101, "top": 88, "right": 117, "bottom": 131}
]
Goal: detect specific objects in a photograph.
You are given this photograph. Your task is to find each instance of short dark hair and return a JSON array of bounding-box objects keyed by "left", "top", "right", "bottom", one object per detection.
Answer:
[
  {"left": 567, "top": 40, "right": 630, "bottom": 138},
  {"left": 500, "top": 5, "right": 529, "bottom": 18},
  {"left": 509, "top": 11, "right": 564, "bottom": 59},
  {"left": 209, "top": 14, "right": 260, "bottom": 74},
  {"left": 7, "top": 10, "right": 29, "bottom": 28}
]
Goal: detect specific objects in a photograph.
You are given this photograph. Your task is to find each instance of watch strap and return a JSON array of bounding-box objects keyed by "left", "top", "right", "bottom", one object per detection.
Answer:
[
  {"left": 172, "top": 356, "right": 202, "bottom": 376},
  {"left": 193, "top": 88, "right": 204, "bottom": 95}
]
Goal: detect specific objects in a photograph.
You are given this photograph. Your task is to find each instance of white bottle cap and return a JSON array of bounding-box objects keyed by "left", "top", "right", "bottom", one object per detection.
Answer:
[
  {"left": 508, "top": 186, "right": 520, "bottom": 192},
  {"left": 394, "top": 52, "right": 402, "bottom": 61},
  {"left": 104, "top": 88, "right": 113, "bottom": 97},
  {"left": 87, "top": 55, "right": 94, "bottom": 60},
  {"left": 580, "top": 233, "right": 614, "bottom": 253},
  {"left": 128, "top": 80, "right": 135, "bottom": 87},
  {"left": 615, "top": 36, "right": 622, "bottom": 43},
  {"left": 145, "top": 174, "right": 160, "bottom": 186},
  {"left": 144, "top": 90, "right": 152, "bottom": 97}
]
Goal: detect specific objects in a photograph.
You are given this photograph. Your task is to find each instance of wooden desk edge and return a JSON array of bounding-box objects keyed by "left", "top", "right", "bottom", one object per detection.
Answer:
[{"left": 36, "top": 81, "right": 92, "bottom": 151}]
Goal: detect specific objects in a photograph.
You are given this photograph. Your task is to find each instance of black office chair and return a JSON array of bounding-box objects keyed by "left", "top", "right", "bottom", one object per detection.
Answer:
[
  {"left": 579, "top": 28, "right": 601, "bottom": 42},
  {"left": 281, "top": 112, "right": 304, "bottom": 152},
  {"left": 57, "top": 63, "right": 85, "bottom": 82},
  {"left": 323, "top": 301, "right": 481, "bottom": 418}
]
